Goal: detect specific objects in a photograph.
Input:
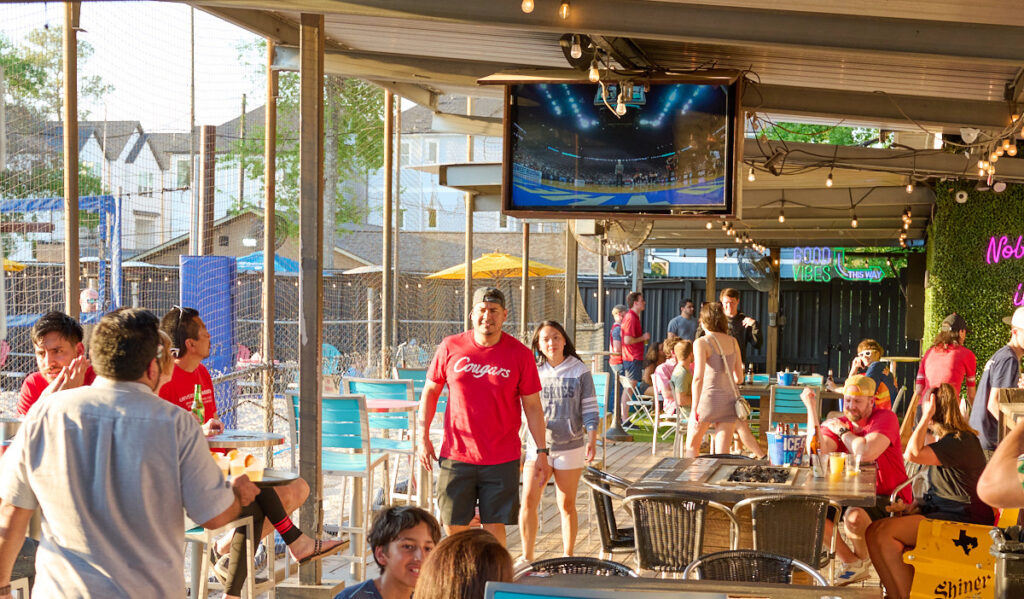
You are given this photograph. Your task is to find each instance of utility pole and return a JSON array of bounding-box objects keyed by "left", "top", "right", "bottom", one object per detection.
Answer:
[{"left": 63, "top": 3, "right": 81, "bottom": 318}]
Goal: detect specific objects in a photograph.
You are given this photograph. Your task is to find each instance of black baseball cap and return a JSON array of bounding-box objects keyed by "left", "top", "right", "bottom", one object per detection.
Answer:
[{"left": 472, "top": 286, "right": 505, "bottom": 308}]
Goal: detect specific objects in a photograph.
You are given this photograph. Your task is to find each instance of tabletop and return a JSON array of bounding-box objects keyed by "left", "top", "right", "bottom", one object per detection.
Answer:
[
  {"left": 516, "top": 574, "right": 881, "bottom": 598},
  {"left": 629, "top": 457, "right": 878, "bottom": 507},
  {"left": 206, "top": 430, "right": 286, "bottom": 449},
  {"left": 998, "top": 401, "right": 1024, "bottom": 440},
  {"left": 366, "top": 398, "right": 418, "bottom": 413}
]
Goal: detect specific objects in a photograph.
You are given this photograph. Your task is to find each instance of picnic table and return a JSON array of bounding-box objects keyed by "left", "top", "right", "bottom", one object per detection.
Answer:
[{"left": 629, "top": 456, "right": 878, "bottom": 507}]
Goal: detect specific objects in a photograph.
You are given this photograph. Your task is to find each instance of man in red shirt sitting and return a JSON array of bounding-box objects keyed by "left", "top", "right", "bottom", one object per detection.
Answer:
[
  {"left": 158, "top": 306, "right": 317, "bottom": 566},
  {"left": 801, "top": 376, "right": 911, "bottom": 585},
  {"left": 18, "top": 311, "right": 96, "bottom": 415}
]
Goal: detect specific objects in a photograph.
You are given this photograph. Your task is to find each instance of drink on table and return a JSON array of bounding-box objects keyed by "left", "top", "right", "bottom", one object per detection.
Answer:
[
  {"left": 191, "top": 383, "right": 204, "bottom": 425},
  {"left": 829, "top": 451, "right": 847, "bottom": 480},
  {"left": 846, "top": 452, "right": 862, "bottom": 475}
]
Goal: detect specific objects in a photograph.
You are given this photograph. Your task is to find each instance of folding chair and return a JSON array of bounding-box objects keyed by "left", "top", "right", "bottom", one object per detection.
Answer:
[{"left": 618, "top": 375, "right": 654, "bottom": 430}]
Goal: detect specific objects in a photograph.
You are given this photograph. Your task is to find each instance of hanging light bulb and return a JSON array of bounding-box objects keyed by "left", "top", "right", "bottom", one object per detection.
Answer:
[
  {"left": 615, "top": 91, "right": 627, "bottom": 116},
  {"left": 825, "top": 170, "right": 834, "bottom": 187},
  {"left": 1010, "top": 145, "right": 1018, "bottom": 157},
  {"left": 1003, "top": 139, "right": 1012, "bottom": 150},
  {"left": 521, "top": 0, "right": 534, "bottom": 12},
  {"left": 706, "top": 221, "right": 713, "bottom": 230},
  {"left": 559, "top": 0, "right": 570, "bottom": 19},
  {"left": 721, "top": 221, "right": 728, "bottom": 231},
  {"left": 747, "top": 167, "right": 756, "bottom": 182},
  {"left": 990, "top": 152, "right": 1000, "bottom": 163},
  {"left": 997, "top": 147, "right": 1005, "bottom": 157},
  {"left": 588, "top": 61, "right": 600, "bottom": 83},
  {"left": 978, "top": 159, "right": 986, "bottom": 169},
  {"left": 778, "top": 199, "right": 785, "bottom": 223},
  {"left": 850, "top": 213, "right": 858, "bottom": 228},
  {"left": 570, "top": 35, "right": 582, "bottom": 59},
  {"left": 903, "top": 221, "right": 910, "bottom": 230},
  {"left": 906, "top": 178, "right": 914, "bottom": 194}
]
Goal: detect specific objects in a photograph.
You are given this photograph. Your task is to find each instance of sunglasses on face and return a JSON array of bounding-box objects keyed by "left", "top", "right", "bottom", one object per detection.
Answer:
[{"left": 858, "top": 350, "right": 874, "bottom": 358}]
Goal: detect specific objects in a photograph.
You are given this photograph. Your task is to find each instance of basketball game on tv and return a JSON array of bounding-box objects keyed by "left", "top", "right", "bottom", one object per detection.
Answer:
[{"left": 504, "top": 79, "right": 739, "bottom": 217}]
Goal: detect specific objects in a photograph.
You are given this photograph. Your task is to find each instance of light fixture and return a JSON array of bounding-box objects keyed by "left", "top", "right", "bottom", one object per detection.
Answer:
[
  {"left": 991, "top": 151, "right": 1000, "bottom": 162},
  {"left": 587, "top": 60, "right": 600, "bottom": 83},
  {"left": 615, "top": 89, "right": 627, "bottom": 116},
  {"left": 559, "top": 0, "right": 570, "bottom": 19},
  {"left": 1004, "top": 139, "right": 1012, "bottom": 150},
  {"left": 850, "top": 213, "right": 858, "bottom": 228},
  {"left": 994, "top": 181, "right": 1008, "bottom": 193},
  {"left": 521, "top": 0, "right": 534, "bottom": 12},
  {"left": 721, "top": 221, "right": 728, "bottom": 231},
  {"left": 747, "top": 167, "right": 755, "bottom": 182},
  {"left": 997, "top": 147, "right": 1005, "bottom": 157},
  {"left": 778, "top": 198, "right": 785, "bottom": 223},
  {"left": 569, "top": 35, "right": 582, "bottom": 59},
  {"left": 706, "top": 221, "right": 713, "bottom": 230},
  {"left": 825, "top": 170, "right": 834, "bottom": 187},
  {"left": 1010, "top": 145, "right": 1019, "bottom": 157},
  {"left": 906, "top": 177, "right": 914, "bottom": 194}
]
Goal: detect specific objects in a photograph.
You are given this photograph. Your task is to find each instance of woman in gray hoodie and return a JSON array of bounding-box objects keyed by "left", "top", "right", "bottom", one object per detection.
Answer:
[{"left": 517, "top": 320, "right": 599, "bottom": 565}]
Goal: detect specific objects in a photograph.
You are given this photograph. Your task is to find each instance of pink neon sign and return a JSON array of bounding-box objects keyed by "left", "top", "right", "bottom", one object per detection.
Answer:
[{"left": 987, "top": 235, "right": 1024, "bottom": 264}]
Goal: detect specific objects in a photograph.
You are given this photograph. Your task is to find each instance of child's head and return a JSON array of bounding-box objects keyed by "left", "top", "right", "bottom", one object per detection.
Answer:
[
  {"left": 368, "top": 506, "right": 442, "bottom": 588},
  {"left": 673, "top": 339, "right": 694, "bottom": 364}
]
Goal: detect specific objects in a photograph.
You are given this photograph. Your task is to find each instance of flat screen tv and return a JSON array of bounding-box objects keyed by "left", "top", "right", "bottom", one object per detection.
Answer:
[{"left": 502, "top": 73, "right": 743, "bottom": 218}]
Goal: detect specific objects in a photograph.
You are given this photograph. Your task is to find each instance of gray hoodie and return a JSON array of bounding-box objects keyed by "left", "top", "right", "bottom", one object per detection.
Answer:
[{"left": 530, "top": 356, "right": 599, "bottom": 452}]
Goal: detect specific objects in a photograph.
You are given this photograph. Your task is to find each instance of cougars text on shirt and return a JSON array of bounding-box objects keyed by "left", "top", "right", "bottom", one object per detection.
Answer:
[{"left": 453, "top": 356, "right": 511, "bottom": 378}]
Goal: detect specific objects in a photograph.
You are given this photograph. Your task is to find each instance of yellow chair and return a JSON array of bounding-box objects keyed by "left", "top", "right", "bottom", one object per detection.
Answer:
[{"left": 902, "top": 518, "right": 995, "bottom": 599}]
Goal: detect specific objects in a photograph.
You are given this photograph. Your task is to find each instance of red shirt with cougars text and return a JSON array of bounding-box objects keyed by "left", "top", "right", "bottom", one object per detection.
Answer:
[
  {"left": 157, "top": 363, "right": 217, "bottom": 422},
  {"left": 427, "top": 331, "right": 542, "bottom": 465}
]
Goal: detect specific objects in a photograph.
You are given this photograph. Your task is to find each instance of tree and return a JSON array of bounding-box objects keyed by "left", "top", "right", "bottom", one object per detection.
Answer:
[
  {"left": 225, "top": 41, "right": 385, "bottom": 263},
  {"left": 757, "top": 121, "right": 882, "bottom": 147},
  {"left": 1, "top": 26, "right": 113, "bottom": 120}
]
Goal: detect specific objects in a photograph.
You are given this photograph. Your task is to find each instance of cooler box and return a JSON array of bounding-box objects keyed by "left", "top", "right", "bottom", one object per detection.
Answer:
[
  {"left": 766, "top": 432, "right": 803, "bottom": 466},
  {"left": 903, "top": 518, "right": 995, "bottom": 599}
]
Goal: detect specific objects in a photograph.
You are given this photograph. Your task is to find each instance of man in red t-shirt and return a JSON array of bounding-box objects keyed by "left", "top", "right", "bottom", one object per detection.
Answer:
[
  {"left": 915, "top": 313, "right": 977, "bottom": 406},
  {"left": 801, "top": 376, "right": 910, "bottom": 585},
  {"left": 158, "top": 306, "right": 321, "bottom": 565},
  {"left": 417, "top": 287, "right": 549, "bottom": 545},
  {"left": 619, "top": 290, "right": 649, "bottom": 395},
  {"left": 18, "top": 311, "right": 96, "bottom": 415}
]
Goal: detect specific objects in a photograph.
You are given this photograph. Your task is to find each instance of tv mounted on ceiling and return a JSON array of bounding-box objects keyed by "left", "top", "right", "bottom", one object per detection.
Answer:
[{"left": 499, "top": 72, "right": 743, "bottom": 219}]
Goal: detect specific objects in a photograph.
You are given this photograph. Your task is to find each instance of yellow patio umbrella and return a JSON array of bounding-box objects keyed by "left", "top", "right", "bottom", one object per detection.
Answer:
[
  {"left": 3, "top": 258, "right": 25, "bottom": 272},
  {"left": 425, "top": 252, "right": 564, "bottom": 279}
]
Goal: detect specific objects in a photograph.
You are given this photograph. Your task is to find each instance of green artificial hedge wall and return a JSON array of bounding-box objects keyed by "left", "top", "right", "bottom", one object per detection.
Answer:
[{"left": 925, "top": 182, "right": 1024, "bottom": 365}]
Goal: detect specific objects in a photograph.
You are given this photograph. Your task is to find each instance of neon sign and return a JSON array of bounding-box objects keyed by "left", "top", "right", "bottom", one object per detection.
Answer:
[
  {"left": 792, "top": 247, "right": 885, "bottom": 283},
  {"left": 986, "top": 236, "right": 1024, "bottom": 265}
]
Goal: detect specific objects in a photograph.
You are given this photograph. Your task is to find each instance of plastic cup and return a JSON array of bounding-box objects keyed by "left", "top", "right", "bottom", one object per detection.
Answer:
[
  {"left": 229, "top": 457, "right": 246, "bottom": 478},
  {"left": 846, "top": 452, "right": 862, "bottom": 476},
  {"left": 829, "top": 452, "right": 846, "bottom": 479},
  {"left": 245, "top": 464, "right": 264, "bottom": 482}
]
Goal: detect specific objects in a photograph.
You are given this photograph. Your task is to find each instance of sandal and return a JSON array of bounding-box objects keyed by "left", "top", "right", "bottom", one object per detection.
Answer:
[{"left": 296, "top": 539, "right": 345, "bottom": 565}]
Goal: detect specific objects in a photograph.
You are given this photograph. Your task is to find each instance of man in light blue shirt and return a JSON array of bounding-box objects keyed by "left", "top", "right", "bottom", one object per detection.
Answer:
[
  {"left": 0, "top": 308, "right": 259, "bottom": 598},
  {"left": 666, "top": 298, "right": 697, "bottom": 341}
]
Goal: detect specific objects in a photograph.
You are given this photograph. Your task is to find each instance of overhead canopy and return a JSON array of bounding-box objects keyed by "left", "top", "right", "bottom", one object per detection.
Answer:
[
  {"left": 426, "top": 252, "right": 564, "bottom": 279},
  {"left": 3, "top": 259, "right": 25, "bottom": 273}
]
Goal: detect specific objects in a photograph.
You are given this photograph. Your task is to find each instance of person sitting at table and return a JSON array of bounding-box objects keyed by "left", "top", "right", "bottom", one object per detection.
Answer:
[
  {"left": 685, "top": 302, "right": 764, "bottom": 459},
  {"left": 641, "top": 344, "right": 663, "bottom": 389},
  {"left": 18, "top": 310, "right": 96, "bottom": 415},
  {"left": 519, "top": 321, "right": 599, "bottom": 565},
  {"left": 654, "top": 337, "right": 680, "bottom": 413},
  {"left": 334, "top": 505, "right": 441, "bottom": 599},
  {"left": 412, "top": 529, "right": 513, "bottom": 599},
  {"left": 799, "top": 376, "right": 911, "bottom": 585},
  {"left": 158, "top": 306, "right": 342, "bottom": 592},
  {"left": 865, "top": 384, "right": 992, "bottom": 599},
  {"left": 829, "top": 339, "right": 895, "bottom": 411}
]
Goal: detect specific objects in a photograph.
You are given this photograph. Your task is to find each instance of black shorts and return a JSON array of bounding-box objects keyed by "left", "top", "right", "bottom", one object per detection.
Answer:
[{"left": 436, "top": 458, "right": 520, "bottom": 526}]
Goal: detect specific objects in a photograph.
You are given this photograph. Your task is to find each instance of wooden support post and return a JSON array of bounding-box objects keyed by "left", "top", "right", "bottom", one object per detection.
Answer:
[
  {"left": 63, "top": 3, "right": 81, "bottom": 318},
  {"left": 632, "top": 248, "right": 643, "bottom": 292},
  {"left": 297, "top": 13, "right": 325, "bottom": 585},
  {"left": 198, "top": 125, "right": 216, "bottom": 255},
  {"left": 706, "top": 248, "right": 717, "bottom": 303},
  {"left": 765, "top": 246, "right": 782, "bottom": 374},
  {"left": 463, "top": 98, "right": 475, "bottom": 329},
  {"left": 519, "top": 223, "right": 530, "bottom": 340},
  {"left": 564, "top": 223, "right": 578, "bottom": 340},
  {"left": 262, "top": 42, "right": 278, "bottom": 465},
  {"left": 381, "top": 90, "right": 394, "bottom": 377}
]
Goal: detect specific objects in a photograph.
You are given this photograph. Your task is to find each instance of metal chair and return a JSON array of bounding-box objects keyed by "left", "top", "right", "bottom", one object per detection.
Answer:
[
  {"left": 651, "top": 371, "right": 680, "bottom": 455},
  {"left": 342, "top": 378, "right": 418, "bottom": 504},
  {"left": 581, "top": 467, "right": 635, "bottom": 560},
  {"left": 185, "top": 515, "right": 274, "bottom": 598},
  {"left": 285, "top": 392, "right": 388, "bottom": 580},
  {"left": 768, "top": 385, "right": 820, "bottom": 429},
  {"left": 731, "top": 494, "right": 841, "bottom": 571},
  {"left": 624, "top": 492, "right": 739, "bottom": 574},
  {"left": 682, "top": 549, "right": 828, "bottom": 585},
  {"left": 591, "top": 371, "right": 610, "bottom": 463},
  {"left": 618, "top": 375, "right": 654, "bottom": 430},
  {"left": 888, "top": 469, "right": 929, "bottom": 517},
  {"left": 391, "top": 367, "right": 448, "bottom": 413},
  {"left": 797, "top": 374, "right": 824, "bottom": 385},
  {"left": 513, "top": 556, "right": 638, "bottom": 581}
]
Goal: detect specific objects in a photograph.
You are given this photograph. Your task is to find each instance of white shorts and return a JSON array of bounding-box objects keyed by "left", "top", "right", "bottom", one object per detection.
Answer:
[{"left": 525, "top": 445, "right": 586, "bottom": 470}]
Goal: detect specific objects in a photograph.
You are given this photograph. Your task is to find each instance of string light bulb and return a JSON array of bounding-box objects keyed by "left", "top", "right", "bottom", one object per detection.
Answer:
[
  {"left": 1010, "top": 145, "right": 1018, "bottom": 157},
  {"left": 559, "top": 0, "right": 570, "bottom": 19},
  {"left": 570, "top": 35, "right": 582, "bottom": 59},
  {"left": 825, "top": 170, "right": 834, "bottom": 187},
  {"left": 706, "top": 221, "right": 713, "bottom": 230},
  {"left": 997, "top": 147, "right": 1005, "bottom": 157},
  {"left": 850, "top": 213, "right": 858, "bottom": 229},
  {"left": 521, "top": 0, "right": 534, "bottom": 12},
  {"left": 615, "top": 90, "right": 627, "bottom": 116},
  {"left": 990, "top": 152, "right": 999, "bottom": 163},
  {"left": 906, "top": 178, "right": 914, "bottom": 194},
  {"left": 747, "top": 167, "right": 756, "bottom": 182},
  {"left": 778, "top": 200, "right": 785, "bottom": 223},
  {"left": 587, "top": 61, "right": 600, "bottom": 83},
  {"left": 1004, "top": 139, "right": 1012, "bottom": 150},
  {"left": 721, "top": 221, "right": 728, "bottom": 232}
]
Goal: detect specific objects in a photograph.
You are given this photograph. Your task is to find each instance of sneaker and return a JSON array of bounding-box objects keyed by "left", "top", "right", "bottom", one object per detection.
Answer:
[{"left": 832, "top": 559, "right": 871, "bottom": 586}]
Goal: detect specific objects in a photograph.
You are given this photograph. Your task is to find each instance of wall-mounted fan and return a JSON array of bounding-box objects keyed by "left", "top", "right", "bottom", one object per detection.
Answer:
[
  {"left": 735, "top": 247, "right": 776, "bottom": 292},
  {"left": 569, "top": 219, "right": 653, "bottom": 257},
  {"left": 243, "top": 213, "right": 289, "bottom": 251}
]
